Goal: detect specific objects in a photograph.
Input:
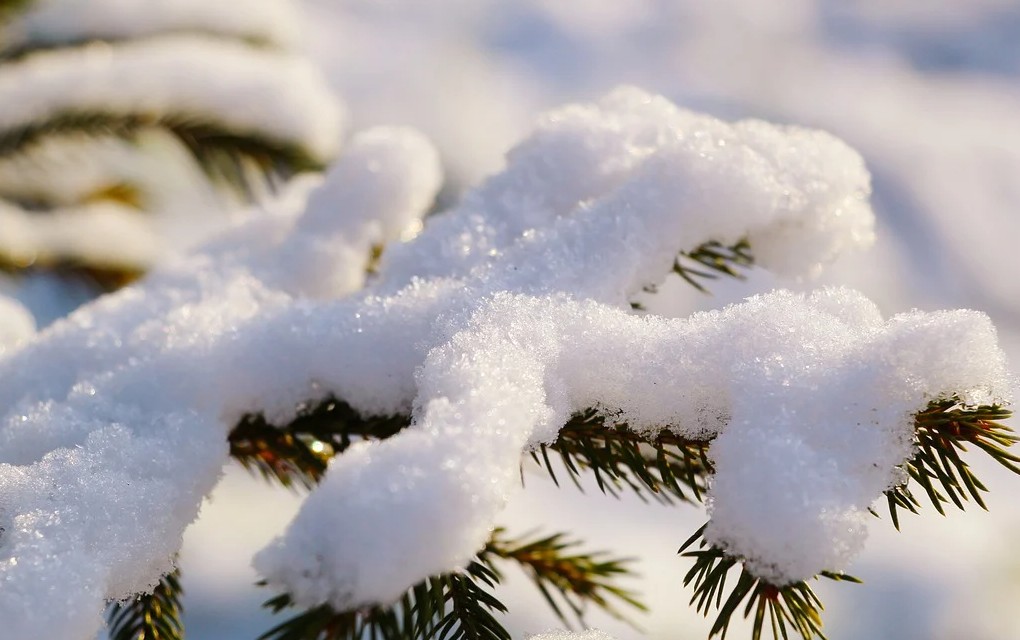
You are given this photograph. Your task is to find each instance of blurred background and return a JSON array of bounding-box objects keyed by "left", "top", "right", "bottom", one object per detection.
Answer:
[{"left": 2, "top": 0, "right": 1019, "bottom": 638}]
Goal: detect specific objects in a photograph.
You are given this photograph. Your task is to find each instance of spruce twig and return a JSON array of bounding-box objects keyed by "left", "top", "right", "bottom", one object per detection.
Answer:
[
  {"left": 106, "top": 567, "right": 185, "bottom": 640},
  {"left": 485, "top": 527, "right": 646, "bottom": 628},
  {"left": 673, "top": 239, "right": 754, "bottom": 294},
  {"left": 236, "top": 402, "right": 649, "bottom": 636},
  {"left": 678, "top": 525, "right": 859, "bottom": 640},
  {"left": 258, "top": 581, "right": 442, "bottom": 640},
  {"left": 232, "top": 394, "right": 1017, "bottom": 640},
  {"left": 634, "top": 238, "right": 752, "bottom": 309},
  {"left": 884, "top": 399, "right": 1016, "bottom": 527},
  {"left": 259, "top": 528, "right": 646, "bottom": 640},
  {"left": 231, "top": 400, "right": 713, "bottom": 503},
  {"left": 434, "top": 562, "right": 511, "bottom": 640},
  {"left": 537, "top": 409, "right": 712, "bottom": 504},
  {"left": 0, "top": 118, "right": 319, "bottom": 281},
  {"left": 258, "top": 558, "right": 509, "bottom": 640},
  {"left": 229, "top": 398, "right": 407, "bottom": 489}
]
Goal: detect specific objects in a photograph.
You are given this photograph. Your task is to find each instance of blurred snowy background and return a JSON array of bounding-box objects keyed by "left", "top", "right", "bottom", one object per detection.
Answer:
[{"left": 3, "top": 0, "right": 1019, "bottom": 638}]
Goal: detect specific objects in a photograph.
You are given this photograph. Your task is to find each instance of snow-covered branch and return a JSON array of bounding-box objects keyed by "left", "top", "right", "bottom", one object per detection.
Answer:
[
  {"left": 0, "top": 0, "right": 346, "bottom": 283},
  {"left": 0, "top": 87, "right": 1010, "bottom": 639},
  {"left": 0, "top": 35, "right": 344, "bottom": 163}
]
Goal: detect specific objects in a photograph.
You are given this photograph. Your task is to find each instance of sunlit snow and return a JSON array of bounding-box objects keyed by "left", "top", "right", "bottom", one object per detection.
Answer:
[{"left": 0, "top": 88, "right": 1009, "bottom": 638}]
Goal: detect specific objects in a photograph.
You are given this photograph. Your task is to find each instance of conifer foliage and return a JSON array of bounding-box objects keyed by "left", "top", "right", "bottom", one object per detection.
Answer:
[
  {"left": 227, "top": 317, "right": 1016, "bottom": 640},
  {"left": 0, "top": 7, "right": 1015, "bottom": 640},
  {"left": 106, "top": 568, "right": 185, "bottom": 640}
]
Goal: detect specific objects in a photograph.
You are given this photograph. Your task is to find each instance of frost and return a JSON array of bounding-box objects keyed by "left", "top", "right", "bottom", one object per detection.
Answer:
[{"left": 0, "top": 87, "right": 1010, "bottom": 637}]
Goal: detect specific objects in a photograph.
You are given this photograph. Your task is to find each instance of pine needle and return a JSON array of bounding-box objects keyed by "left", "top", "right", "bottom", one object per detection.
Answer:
[{"left": 106, "top": 567, "right": 185, "bottom": 640}]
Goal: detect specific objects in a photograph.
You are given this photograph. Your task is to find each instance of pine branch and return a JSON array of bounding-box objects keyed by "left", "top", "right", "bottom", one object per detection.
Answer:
[
  {"left": 676, "top": 398, "right": 1016, "bottom": 638},
  {"left": 484, "top": 527, "right": 646, "bottom": 628},
  {"left": 106, "top": 567, "right": 185, "bottom": 640},
  {"left": 433, "top": 562, "right": 511, "bottom": 640},
  {"left": 233, "top": 396, "right": 1017, "bottom": 640},
  {"left": 535, "top": 408, "right": 712, "bottom": 505},
  {"left": 236, "top": 402, "right": 647, "bottom": 637},
  {"left": 257, "top": 558, "right": 509, "bottom": 640},
  {"left": 230, "top": 400, "right": 712, "bottom": 503},
  {"left": 884, "top": 399, "right": 1016, "bottom": 527},
  {"left": 0, "top": 117, "right": 319, "bottom": 281},
  {"left": 229, "top": 398, "right": 408, "bottom": 489},
  {"left": 633, "top": 239, "right": 752, "bottom": 309},
  {"left": 0, "top": 191, "right": 146, "bottom": 286},
  {"left": 258, "top": 583, "right": 431, "bottom": 640},
  {"left": 678, "top": 525, "right": 860, "bottom": 640},
  {"left": 169, "top": 122, "right": 314, "bottom": 198},
  {"left": 259, "top": 527, "right": 646, "bottom": 640},
  {"left": 675, "top": 239, "right": 754, "bottom": 293}
]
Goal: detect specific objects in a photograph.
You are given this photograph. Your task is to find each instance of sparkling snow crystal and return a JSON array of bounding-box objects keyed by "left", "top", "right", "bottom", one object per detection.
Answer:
[{"left": 0, "top": 87, "right": 1010, "bottom": 637}]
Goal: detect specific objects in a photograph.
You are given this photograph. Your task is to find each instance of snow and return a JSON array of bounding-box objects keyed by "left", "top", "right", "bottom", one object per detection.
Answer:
[
  {"left": 256, "top": 289, "right": 1009, "bottom": 606},
  {"left": 304, "top": 0, "right": 1020, "bottom": 330},
  {"left": 375, "top": 86, "right": 873, "bottom": 294},
  {"left": 240, "top": 2, "right": 1019, "bottom": 638},
  {"left": 269, "top": 126, "right": 442, "bottom": 298},
  {"left": 0, "top": 125, "right": 440, "bottom": 639},
  {"left": 701, "top": 291, "right": 1009, "bottom": 582},
  {"left": 0, "top": 34, "right": 345, "bottom": 165},
  {"left": 0, "top": 87, "right": 1010, "bottom": 637},
  {"left": 0, "top": 0, "right": 301, "bottom": 53}
]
